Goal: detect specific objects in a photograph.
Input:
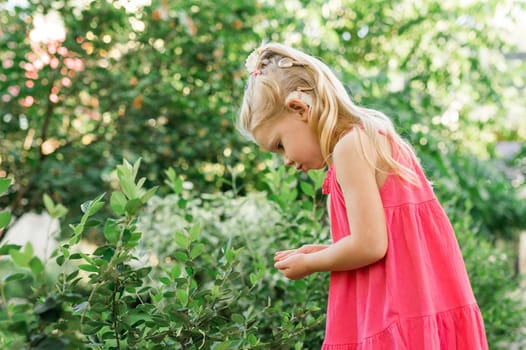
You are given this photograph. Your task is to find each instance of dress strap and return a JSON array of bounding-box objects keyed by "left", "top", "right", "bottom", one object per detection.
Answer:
[{"left": 322, "top": 165, "right": 334, "bottom": 195}]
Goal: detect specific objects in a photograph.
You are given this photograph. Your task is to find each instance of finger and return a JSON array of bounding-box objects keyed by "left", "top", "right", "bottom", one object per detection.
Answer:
[
  {"left": 275, "top": 249, "right": 294, "bottom": 256},
  {"left": 297, "top": 246, "right": 313, "bottom": 254},
  {"left": 298, "top": 244, "right": 327, "bottom": 254},
  {"left": 274, "top": 250, "right": 296, "bottom": 261},
  {"left": 274, "top": 260, "right": 289, "bottom": 269}
]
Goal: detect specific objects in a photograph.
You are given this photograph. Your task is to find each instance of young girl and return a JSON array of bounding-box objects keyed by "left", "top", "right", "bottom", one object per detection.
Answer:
[{"left": 238, "top": 42, "right": 488, "bottom": 349}]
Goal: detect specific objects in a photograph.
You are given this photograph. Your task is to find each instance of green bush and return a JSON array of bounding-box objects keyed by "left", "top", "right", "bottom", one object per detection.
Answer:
[
  {"left": 138, "top": 166, "right": 330, "bottom": 348},
  {"left": 450, "top": 203, "right": 526, "bottom": 348},
  {"left": 0, "top": 161, "right": 326, "bottom": 349},
  {"left": 0, "top": 161, "right": 524, "bottom": 349}
]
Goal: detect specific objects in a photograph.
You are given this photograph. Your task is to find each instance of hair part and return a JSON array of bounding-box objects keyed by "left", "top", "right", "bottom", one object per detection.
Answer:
[{"left": 238, "top": 42, "right": 418, "bottom": 185}]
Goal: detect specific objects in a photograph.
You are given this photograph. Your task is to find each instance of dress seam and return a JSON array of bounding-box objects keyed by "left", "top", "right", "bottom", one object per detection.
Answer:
[
  {"left": 322, "top": 321, "right": 400, "bottom": 346},
  {"left": 402, "top": 302, "right": 479, "bottom": 321},
  {"left": 382, "top": 198, "right": 436, "bottom": 209}
]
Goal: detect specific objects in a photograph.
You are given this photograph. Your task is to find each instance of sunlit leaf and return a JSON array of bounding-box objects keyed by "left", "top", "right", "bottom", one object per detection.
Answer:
[
  {"left": 0, "top": 178, "right": 11, "bottom": 195},
  {"left": 110, "top": 191, "right": 127, "bottom": 215},
  {"left": 0, "top": 211, "right": 11, "bottom": 229}
]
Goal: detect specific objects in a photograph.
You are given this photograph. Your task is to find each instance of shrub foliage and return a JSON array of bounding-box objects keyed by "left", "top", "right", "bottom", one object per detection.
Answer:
[{"left": 0, "top": 161, "right": 524, "bottom": 349}]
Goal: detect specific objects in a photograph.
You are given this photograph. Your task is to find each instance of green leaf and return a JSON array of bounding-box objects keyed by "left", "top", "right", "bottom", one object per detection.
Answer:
[
  {"left": 175, "top": 232, "right": 189, "bottom": 250},
  {"left": 137, "top": 177, "right": 146, "bottom": 189},
  {"left": 212, "top": 341, "right": 236, "bottom": 350},
  {"left": 308, "top": 169, "right": 325, "bottom": 188},
  {"left": 174, "top": 251, "right": 188, "bottom": 263},
  {"left": 0, "top": 244, "right": 20, "bottom": 255},
  {"left": 9, "top": 249, "right": 28, "bottom": 267},
  {"left": 43, "top": 193, "right": 55, "bottom": 214},
  {"left": 0, "top": 211, "right": 11, "bottom": 229},
  {"left": 80, "top": 322, "right": 103, "bottom": 335},
  {"left": 189, "top": 223, "right": 200, "bottom": 242},
  {"left": 164, "top": 168, "right": 183, "bottom": 193},
  {"left": 56, "top": 255, "right": 65, "bottom": 266},
  {"left": 190, "top": 243, "right": 205, "bottom": 259},
  {"left": 104, "top": 219, "right": 121, "bottom": 244},
  {"left": 43, "top": 193, "right": 68, "bottom": 218},
  {"left": 29, "top": 257, "right": 44, "bottom": 275},
  {"left": 248, "top": 334, "right": 258, "bottom": 346},
  {"left": 176, "top": 289, "right": 188, "bottom": 305},
  {"left": 110, "top": 191, "right": 127, "bottom": 215},
  {"left": 88, "top": 202, "right": 105, "bottom": 216},
  {"left": 249, "top": 273, "right": 258, "bottom": 286},
  {"left": 128, "top": 231, "right": 141, "bottom": 242},
  {"left": 300, "top": 181, "right": 315, "bottom": 196},
  {"left": 173, "top": 178, "right": 183, "bottom": 193},
  {"left": 132, "top": 159, "right": 141, "bottom": 179},
  {"left": 231, "top": 313, "right": 244, "bottom": 323},
  {"left": 159, "top": 277, "right": 171, "bottom": 285},
  {"left": 66, "top": 270, "right": 80, "bottom": 282},
  {"left": 79, "top": 253, "right": 95, "bottom": 265},
  {"left": 225, "top": 249, "right": 236, "bottom": 264},
  {"left": 78, "top": 264, "right": 99, "bottom": 272},
  {"left": 120, "top": 177, "right": 137, "bottom": 200},
  {"left": 2, "top": 272, "right": 26, "bottom": 283},
  {"left": 125, "top": 198, "right": 143, "bottom": 215},
  {"left": 85, "top": 218, "right": 102, "bottom": 227},
  {"left": 52, "top": 204, "right": 68, "bottom": 219},
  {"left": 81, "top": 193, "right": 105, "bottom": 215},
  {"left": 0, "top": 178, "right": 12, "bottom": 195},
  {"left": 24, "top": 243, "right": 34, "bottom": 258},
  {"left": 140, "top": 186, "right": 158, "bottom": 204},
  {"left": 136, "top": 267, "right": 151, "bottom": 279},
  {"left": 170, "top": 265, "right": 181, "bottom": 279}
]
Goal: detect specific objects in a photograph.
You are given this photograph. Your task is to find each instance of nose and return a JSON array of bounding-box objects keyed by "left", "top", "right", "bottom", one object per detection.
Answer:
[{"left": 284, "top": 156, "right": 294, "bottom": 166}]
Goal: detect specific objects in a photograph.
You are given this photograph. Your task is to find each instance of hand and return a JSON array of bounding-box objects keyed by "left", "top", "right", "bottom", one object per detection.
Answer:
[
  {"left": 274, "top": 253, "right": 311, "bottom": 280},
  {"left": 274, "top": 244, "right": 329, "bottom": 280},
  {"left": 274, "top": 244, "right": 328, "bottom": 262}
]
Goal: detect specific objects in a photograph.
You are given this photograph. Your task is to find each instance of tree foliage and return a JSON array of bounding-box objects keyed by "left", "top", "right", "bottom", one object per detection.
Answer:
[{"left": 0, "top": 1, "right": 525, "bottom": 232}]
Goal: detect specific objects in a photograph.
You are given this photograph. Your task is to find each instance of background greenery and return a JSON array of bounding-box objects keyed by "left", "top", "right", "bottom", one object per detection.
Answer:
[{"left": 0, "top": 0, "right": 525, "bottom": 348}]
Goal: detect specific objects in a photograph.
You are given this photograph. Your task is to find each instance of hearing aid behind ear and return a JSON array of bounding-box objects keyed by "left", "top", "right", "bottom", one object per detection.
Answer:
[{"left": 286, "top": 89, "right": 313, "bottom": 108}]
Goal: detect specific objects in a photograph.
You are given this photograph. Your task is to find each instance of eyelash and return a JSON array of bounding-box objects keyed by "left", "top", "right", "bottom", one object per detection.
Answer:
[{"left": 276, "top": 142, "right": 283, "bottom": 151}]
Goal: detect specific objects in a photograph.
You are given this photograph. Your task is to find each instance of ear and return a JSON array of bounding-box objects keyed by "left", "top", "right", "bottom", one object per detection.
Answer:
[{"left": 286, "top": 98, "right": 310, "bottom": 121}]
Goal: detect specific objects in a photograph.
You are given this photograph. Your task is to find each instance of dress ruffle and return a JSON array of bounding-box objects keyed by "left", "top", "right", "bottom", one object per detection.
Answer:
[{"left": 321, "top": 304, "right": 487, "bottom": 350}]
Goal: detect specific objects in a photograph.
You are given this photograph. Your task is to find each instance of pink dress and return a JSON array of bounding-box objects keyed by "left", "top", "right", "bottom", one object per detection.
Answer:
[{"left": 320, "top": 134, "right": 488, "bottom": 349}]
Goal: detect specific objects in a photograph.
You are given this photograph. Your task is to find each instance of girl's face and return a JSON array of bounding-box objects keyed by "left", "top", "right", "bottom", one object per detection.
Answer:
[{"left": 253, "top": 111, "right": 325, "bottom": 172}]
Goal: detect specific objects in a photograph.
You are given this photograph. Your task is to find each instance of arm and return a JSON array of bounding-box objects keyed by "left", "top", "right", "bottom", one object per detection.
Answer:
[{"left": 275, "top": 130, "right": 388, "bottom": 279}]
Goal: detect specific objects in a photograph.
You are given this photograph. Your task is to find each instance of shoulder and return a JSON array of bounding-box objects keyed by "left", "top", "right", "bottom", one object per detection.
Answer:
[
  {"left": 332, "top": 128, "right": 377, "bottom": 183},
  {"left": 332, "top": 128, "right": 395, "bottom": 187},
  {"left": 332, "top": 128, "right": 377, "bottom": 167}
]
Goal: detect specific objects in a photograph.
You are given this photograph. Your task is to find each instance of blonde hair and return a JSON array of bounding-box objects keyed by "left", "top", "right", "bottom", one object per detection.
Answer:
[{"left": 238, "top": 42, "right": 418, "bottom": 184}]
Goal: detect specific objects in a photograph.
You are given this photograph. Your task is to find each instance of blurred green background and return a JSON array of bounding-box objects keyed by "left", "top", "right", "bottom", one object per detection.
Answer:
[{"left": 1, "top": 0, "right": 525, "bottom": 348}]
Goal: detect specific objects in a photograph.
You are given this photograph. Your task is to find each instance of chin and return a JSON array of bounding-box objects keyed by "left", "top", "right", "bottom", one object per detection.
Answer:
[{"left": 306, "top": 164, "right": 324, "bottom": 172}]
